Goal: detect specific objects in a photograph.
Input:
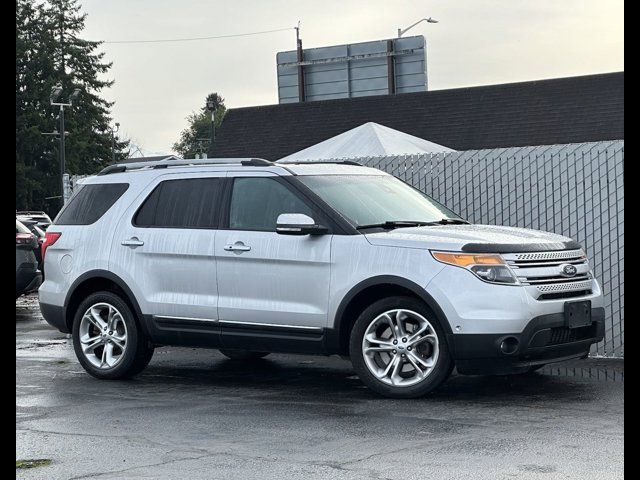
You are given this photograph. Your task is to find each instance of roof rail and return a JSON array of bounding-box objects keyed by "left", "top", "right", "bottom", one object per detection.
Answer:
[
  {"left": 97, "top": 158, "right": 274, "bottom": 176},
  {"left": 279, "top": 160, "right": 364, "bottom": 166}
]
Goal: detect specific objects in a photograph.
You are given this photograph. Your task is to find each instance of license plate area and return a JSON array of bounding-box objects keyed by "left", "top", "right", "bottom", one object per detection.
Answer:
[{"left": 564, "top": 300, "right": 592, "bottom": 329}]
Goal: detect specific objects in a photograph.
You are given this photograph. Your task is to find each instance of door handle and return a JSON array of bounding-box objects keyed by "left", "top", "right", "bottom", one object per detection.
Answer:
[
  {"left": 121, "top": 237, "right": 144, "bottom": 247},
  {"left": 224, "top": 242, "right": 251, "bottom": 252}
]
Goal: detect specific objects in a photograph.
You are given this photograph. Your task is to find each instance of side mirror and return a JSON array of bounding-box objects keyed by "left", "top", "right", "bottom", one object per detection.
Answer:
[{"left": 276, "top": 213, "right": 328, "bottom": 235}]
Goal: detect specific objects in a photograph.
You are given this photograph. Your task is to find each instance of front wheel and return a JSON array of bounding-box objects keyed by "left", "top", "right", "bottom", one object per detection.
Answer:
[
  {"left": 72, "top": 291, "right": 154, "bottom": 379},
  {"left": 350, "top": 296, "right": 454, "bottom": 398},
  {"left": 524, "top": 364, "right": 546, "bottom": 373}
]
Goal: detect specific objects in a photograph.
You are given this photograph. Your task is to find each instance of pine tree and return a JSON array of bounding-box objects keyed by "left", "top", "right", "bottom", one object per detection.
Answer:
[
  {"left": 173, "top": 93, "right": 226, "bottom": 159},
  {"left": 16, "top": 0, "right": 128, "bottom": 213}
]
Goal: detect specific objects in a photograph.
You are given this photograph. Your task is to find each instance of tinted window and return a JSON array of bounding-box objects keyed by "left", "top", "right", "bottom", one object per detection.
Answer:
[
  {"left": 134, "top": 178, "right": 222, "bottom": 228},
  {"left": 56, "top": 183, "right": 129, "bottom": 225},
  {"left": 229, "top": 178, "right": 313, "bottom": 231}
]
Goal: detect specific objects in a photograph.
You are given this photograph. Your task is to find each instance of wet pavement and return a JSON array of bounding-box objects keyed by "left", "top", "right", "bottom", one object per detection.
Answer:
[{"left": 16, "top": 294, "right": 624, "bottom": 479}]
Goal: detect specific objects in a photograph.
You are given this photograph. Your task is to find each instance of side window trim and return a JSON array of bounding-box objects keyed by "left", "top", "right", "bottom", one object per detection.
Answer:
[{"left": 132, "top": 176, "right": 224, "bottom": 230}]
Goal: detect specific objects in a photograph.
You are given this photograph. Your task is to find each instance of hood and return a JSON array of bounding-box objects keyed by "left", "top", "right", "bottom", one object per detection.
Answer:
[{"left": 364, "top": 224, "right": 580, "bottom": 253}]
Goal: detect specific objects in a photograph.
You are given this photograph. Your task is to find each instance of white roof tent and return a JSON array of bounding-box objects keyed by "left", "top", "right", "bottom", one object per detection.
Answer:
[{"left": 278, "top": 122, "right": 454, "bottom": 163}]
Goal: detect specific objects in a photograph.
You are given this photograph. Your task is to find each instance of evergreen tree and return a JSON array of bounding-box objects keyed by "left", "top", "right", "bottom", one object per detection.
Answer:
[
  {"left": 173, "top": 93, "right": 226, "bottom": 159},
  {"left": 16, "top": 0, "right": 128, "bottom": 213}
]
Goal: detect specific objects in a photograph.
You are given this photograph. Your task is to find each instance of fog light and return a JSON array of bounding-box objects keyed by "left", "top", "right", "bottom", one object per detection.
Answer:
[{"left": 500, "top": 336, "right": 519, "bottom": 355}]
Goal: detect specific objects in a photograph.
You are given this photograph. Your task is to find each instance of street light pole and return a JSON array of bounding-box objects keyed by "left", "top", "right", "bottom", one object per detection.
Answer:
[
  {"left": 110, "top": 122, "right": 120, "bottom": 163},
  {"left": 206, "top": 99, "right": 216, "bottom": 150},
  {"left": 397, "top": 17, "right": 439, "bottom": 37}
]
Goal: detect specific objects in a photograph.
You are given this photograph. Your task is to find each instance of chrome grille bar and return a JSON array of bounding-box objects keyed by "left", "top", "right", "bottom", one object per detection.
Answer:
[{"left": 502, "top": 249, "right": 593, "bottom": 298}]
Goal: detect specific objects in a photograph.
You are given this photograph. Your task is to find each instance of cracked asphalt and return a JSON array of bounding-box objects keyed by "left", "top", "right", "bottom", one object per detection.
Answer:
[{"left": 16, "top": 294, "right": 624, "bottom": 480}]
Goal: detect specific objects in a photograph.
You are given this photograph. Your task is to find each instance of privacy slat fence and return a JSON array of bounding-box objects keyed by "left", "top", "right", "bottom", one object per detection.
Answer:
[
  {"left": 348, "top": 140, "right": 624, "bottom": 357},
  {"left": 71, "top": 140, "right": 624, "bottom": 357}
]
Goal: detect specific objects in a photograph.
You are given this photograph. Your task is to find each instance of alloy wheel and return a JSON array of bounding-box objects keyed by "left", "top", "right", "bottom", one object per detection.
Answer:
[
  {"left": 361, "top": 309, "right": 440, "bottom": 387},
  {"left": 78, "top": 302, "right": 128, "bottom": 369}
]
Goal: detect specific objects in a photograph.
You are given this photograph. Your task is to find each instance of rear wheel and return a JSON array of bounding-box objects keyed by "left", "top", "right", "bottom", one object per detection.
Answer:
[
  {"left": 350, "top": 296, "right": 453, "bottom": 398},
  {"left": 72, "top": 291, "right": 154, "bottom": 379},
  {"left": 219, "top": 349, "right": 269, "bottom": 361}
]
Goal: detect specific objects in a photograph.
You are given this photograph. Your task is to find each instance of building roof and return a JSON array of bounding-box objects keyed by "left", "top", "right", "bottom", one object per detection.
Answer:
[
  {"left": 278, "top": 122, "right": 455, "bottom": 162},
  {"left": 211, "top": 72, "right": 624, "bottom": 160}
]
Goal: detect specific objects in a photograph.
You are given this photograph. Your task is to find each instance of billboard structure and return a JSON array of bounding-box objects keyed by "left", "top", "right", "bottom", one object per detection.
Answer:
[{"left": 276, "top": 35, "right": 427, "bottom": 104}]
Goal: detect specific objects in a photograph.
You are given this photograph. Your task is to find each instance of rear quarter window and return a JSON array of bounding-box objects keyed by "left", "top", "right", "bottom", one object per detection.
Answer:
[{"left": 55, "top": 183, "right": 129, "bottom": 225}]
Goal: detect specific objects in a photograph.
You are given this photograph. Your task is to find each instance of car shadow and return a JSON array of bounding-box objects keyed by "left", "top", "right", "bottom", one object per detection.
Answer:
[{"left": 122, "top": 352, "right": 611, "bottom": 404}]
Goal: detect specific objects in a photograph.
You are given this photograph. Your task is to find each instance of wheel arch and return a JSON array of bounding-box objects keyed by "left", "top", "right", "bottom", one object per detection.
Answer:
[
  {"left": 63, "top": 270, "right": 147, "bottom": 335},
  {"left": 326, "top": 275, "right": 453, "bottom": 356}
]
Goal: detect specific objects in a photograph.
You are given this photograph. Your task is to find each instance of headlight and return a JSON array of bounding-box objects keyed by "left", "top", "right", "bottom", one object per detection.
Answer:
[{"left": 430, "top": 251, "right": 519, "bottom": 285}]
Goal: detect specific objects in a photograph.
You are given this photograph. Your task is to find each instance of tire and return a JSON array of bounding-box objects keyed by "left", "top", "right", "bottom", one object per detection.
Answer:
[
  {"left": 219, "top": 349, "right": 270, "bottom": 360},
  {"left": 72, "top": 291, "right": 154, "bottom": 379},
  {"left": 349, "top": 296, "right": 454, "bottom": 398},
  {"left": 524, "top": 364, "right": 546, "bottom": 373}
]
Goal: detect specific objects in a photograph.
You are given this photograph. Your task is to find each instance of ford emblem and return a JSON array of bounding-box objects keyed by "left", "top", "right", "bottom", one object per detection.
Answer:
[{"left": 560, "top": 264, "right": 578, "bottom": 277}]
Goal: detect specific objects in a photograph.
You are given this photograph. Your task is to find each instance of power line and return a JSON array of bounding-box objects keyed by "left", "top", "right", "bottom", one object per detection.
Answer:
[{"left": 102, "top": 27, "right": 294, "bottom": 45}]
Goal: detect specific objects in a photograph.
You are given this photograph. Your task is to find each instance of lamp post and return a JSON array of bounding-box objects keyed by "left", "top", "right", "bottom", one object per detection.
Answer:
[
  {"left": 110, "top": 122, "right": 120, "bottom": 163},
  {"left": 397, "top": 17, "right": 438, "bottom": 37},
  {"left": 50, "top": 86, "right": 80, "bottom": 206},
  {"left": 206, "top": 99, "right": 216, "bottom": 149}
]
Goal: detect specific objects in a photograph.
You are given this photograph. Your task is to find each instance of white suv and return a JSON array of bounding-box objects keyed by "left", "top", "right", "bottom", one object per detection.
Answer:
[{"left": 39, "top": 158, "right": 604, "bottom": 398}]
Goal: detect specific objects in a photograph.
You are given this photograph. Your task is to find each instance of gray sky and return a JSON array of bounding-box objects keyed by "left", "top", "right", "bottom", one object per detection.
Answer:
[{"left": 82, "top": 0, "right": 624, "bottom": 156}]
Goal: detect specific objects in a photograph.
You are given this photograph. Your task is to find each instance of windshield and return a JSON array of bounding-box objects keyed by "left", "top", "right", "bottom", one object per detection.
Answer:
[{"left": 298, "top": 175, "right": 463, "bottom": 228}]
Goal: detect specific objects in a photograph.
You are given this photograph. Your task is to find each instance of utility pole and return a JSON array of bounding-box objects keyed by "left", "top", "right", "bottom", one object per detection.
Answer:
[
  {"left": 50, "top": 86, "right": 80, "bottom": 206},
  {"left": 59, "top": 104, "right": 65, "bottom": 200}
]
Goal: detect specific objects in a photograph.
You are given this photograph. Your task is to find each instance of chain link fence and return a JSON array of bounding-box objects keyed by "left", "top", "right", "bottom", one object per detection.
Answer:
[{"left": 352, "top": 141, "right": 624, "bottom": 357}]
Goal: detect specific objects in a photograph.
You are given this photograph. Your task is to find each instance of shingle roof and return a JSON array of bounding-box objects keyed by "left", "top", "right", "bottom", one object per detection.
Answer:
[{"left": 210, "top": 72, "right": 624, "bottom": 160}]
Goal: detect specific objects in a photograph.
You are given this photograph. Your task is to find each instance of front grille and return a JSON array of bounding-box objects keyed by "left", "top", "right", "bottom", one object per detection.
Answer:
[
  {"left": 547, "top": 324, "right": 596, "bottom": 346},
  {"left": 538, "top": 289, "right": 592, "bottom": 300},
  {"left": 502, "top": 249, "right": 593, "bottom": 300}
]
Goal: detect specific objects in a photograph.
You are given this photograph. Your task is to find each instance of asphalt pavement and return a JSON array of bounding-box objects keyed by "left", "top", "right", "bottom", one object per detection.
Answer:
[{"left": 16, "top": 294, "right": 624, "bottom": 480}]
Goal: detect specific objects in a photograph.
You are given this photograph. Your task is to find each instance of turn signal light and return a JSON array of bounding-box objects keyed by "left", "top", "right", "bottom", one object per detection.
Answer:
[
  {"left": 431, "top": 251, "right": 519, "bottom": 285},
  {"left": 431, "top": 251, "right": 505, "bottom": 267}
]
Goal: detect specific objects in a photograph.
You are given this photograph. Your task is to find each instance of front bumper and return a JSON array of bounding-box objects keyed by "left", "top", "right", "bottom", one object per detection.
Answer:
[{"left": 451, "top": 307, "right": 605, "bottom": 375}]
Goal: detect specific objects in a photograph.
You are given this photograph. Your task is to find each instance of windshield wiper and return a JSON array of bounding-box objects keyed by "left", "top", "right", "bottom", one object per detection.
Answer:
[
  {"left": 423, "top": 218, "right": 470, "bottom": 226},
  {"left": 355, "top": 221, "right": 433, "bottom": 230},
  {"left": 356, "top": 219, "right": 470, "bottom": 230}
]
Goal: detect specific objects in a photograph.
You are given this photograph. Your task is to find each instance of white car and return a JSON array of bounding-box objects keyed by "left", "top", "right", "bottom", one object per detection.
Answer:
[{"left": 38, "top": 158, "right": 604, "bottom": 398}]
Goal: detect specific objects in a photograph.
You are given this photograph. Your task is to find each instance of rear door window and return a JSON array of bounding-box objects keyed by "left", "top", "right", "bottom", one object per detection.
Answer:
[
  {"left": 55, "top": 183, "right": 129, "bottom": 225},
  {"left": 134, "top": 177, "right": 223, "bottom": 229}
]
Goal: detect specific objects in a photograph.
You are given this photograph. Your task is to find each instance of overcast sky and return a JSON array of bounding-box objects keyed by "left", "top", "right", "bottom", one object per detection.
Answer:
[{"left": 81, "top": 0, "right": 624, "bottom": 156}]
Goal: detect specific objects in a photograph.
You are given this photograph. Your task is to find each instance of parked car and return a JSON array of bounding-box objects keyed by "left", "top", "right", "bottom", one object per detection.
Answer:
[
  {"left": 16, "top": 210, "right": 52, "bottom": 230},
  {"left": 16, "top": 217, "right": 45, "bottom": 268},
  {"left": 16, "top": 219, "right": 42, "bottom": 298},
  {"left": 38, "top": 158, "right": 604, "bottom": 398}
]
